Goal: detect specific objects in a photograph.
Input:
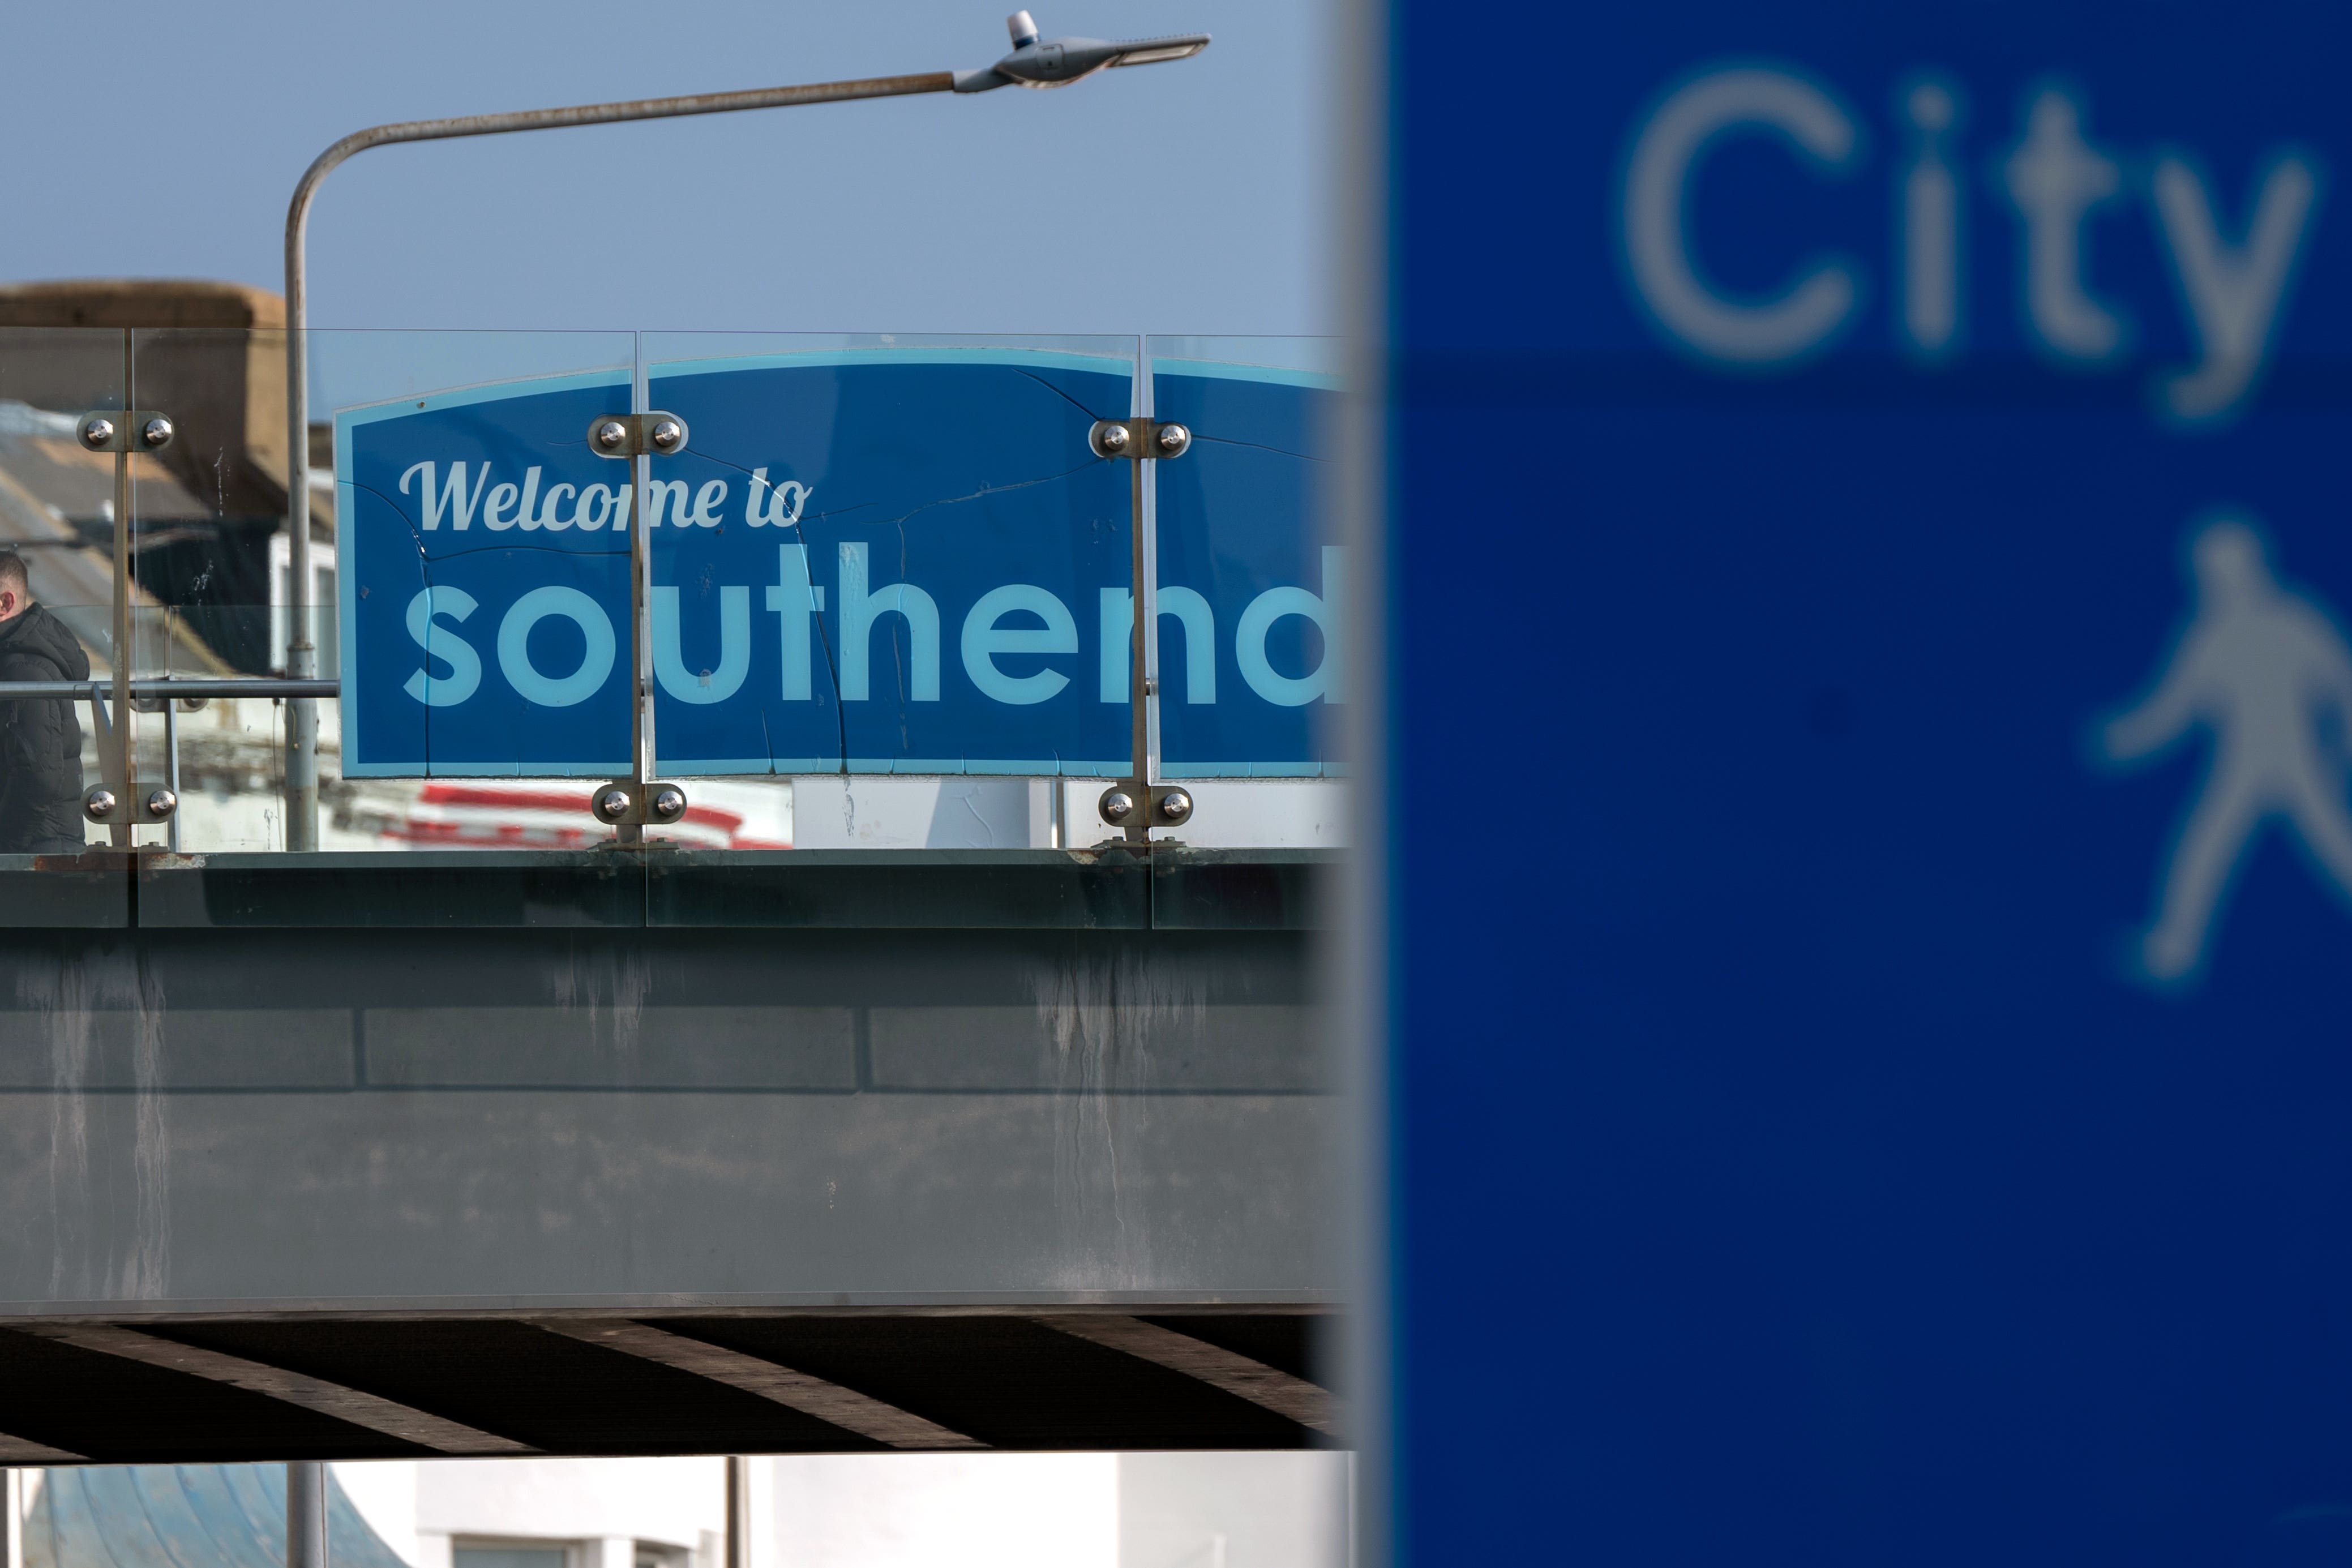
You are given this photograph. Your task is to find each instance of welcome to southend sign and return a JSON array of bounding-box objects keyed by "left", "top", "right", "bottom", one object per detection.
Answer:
[{"left": 334, "top": 349, "right": 1335, "bottom": 778}]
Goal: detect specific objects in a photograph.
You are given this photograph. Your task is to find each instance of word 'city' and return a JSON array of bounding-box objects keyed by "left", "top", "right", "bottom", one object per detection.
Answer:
[{"left": 1621, "top": 65, "right": 2322, "bottom": 419}]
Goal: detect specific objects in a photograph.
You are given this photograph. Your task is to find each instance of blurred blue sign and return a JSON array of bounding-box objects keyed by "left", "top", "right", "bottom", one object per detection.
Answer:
[
  {"left": 1387, "top": 7, "right": 2352, "bottom": 1568},
  {"left": 335, "top": 350, "right": 1337, "bottom": 777}
]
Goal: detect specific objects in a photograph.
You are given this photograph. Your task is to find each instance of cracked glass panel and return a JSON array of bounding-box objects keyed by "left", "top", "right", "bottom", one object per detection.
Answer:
[
  {"left": 0, "top": 327, "right": 126, "bottom": 909},
  {"left": 323, "top": 330, "right": 637, "bottom": 788},
  {"left": 126, "top": 617, "right": 282, "bottom": 854},
  {"left": 124, "top": 324, "right": 302, "bottom": 859},
  {"left": 120, "top": 329, "right": 653, "bottom": 863},
  {"left": 640, "top": 332, "right": 1138, "bottom": 783},
  {"left": 128, "top": 327, "right": 292, "bottom": 682},
  {"left": 1137, "top": 337, "right": 1344, "bottom": 850},
  {"left": 1148, "top": 337, "right": 1342, "bottom": 781}
]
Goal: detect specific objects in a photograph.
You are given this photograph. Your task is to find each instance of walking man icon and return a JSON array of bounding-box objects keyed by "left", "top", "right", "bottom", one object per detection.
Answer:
[{"left": 2098, "top": 518, "right": 2352, "bottom": 982}]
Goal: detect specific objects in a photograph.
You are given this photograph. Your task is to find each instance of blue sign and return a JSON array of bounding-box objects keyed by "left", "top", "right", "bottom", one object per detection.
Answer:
[
  {"left": 1386, "top": 7, "right": 2352, "bottom": 1568},
  {"left": 335, "top": 349, "right": 1338, "bottom": 778}
]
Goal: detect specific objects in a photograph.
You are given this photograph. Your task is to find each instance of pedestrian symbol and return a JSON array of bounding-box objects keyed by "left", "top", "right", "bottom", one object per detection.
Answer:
[{"left": 2097, "top": 517, "right": 2352, "bottom": 983}]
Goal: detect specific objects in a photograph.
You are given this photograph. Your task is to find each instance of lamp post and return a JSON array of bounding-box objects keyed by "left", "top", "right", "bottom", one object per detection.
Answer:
[{"left": 276, "top": 10, "right": 1209, "bottom": 849}]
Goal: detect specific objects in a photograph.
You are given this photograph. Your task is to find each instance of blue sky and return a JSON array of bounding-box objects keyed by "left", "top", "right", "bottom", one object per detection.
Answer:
[{"left": 0, "top": 1, "right": 1329, "bottom": 337}]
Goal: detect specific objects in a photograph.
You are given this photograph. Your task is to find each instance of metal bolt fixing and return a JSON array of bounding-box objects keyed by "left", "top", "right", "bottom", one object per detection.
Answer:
[
  {"left": 1095, "top": 421, "right": 1130, "bottom": 455},
  {"left": 145, "top": 788, "right": 178, "bottom": 819},
  {"left": 595, "top": 786, "right": 632, "bottom": 821},
  {"left": 650, "top": 419, "right": 684, "bottom": 452},
  {"left": 140, "top": 417, "right": 174, "bottom": 449},
  {"left": 1155, "top": 422, "right": 1191, "bottom": 456},
  {"left": 79, "top": 417, "right": 114, "bottom": 451},
  {"left": 83, "top": 787, "right": 117, "bottom": 822},
  {"left": 1099, "top": 788, "right": 1136, "bottom": 824},
  {"left": 651, "top": 785, "right": 688, "bottom": 820},
  {"left": 594, "top": 419, "right": 628, "bottom": 451},
  {"left": 1156, "top": 787, "right": 1193, "bottom": 822}
]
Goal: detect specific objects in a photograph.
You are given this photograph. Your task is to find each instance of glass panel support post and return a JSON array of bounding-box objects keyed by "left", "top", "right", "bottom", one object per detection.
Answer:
[
  {"left": 1089, "top": 413, "right": 1198, "bottom": 845},
  {"left": 583, "top": 408, "right": 693, "bottom": 845},
  {"left": 73, "top": 334, "right": 179, "bottom": 849}
]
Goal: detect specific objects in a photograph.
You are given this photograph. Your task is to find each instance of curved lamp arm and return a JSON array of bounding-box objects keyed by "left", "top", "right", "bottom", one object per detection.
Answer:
[
  {"left": 273, "top": 13, "right": 1207, "bottom": 850},
  {"left": 276, "top": 70, "right": 954, "bottom": 847}
]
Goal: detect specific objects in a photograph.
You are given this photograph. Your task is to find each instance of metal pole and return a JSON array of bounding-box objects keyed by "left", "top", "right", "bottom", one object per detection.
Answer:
[
  {"left": 723, "top": 1456, "right": 746, "bottom": 1568},
  {"left": 0, "top": 678, "right": 337, "bottom": 701},
  {"left": 280, "top": 70, "right": 955, "bottom": 849},
  {"left": 5, "top": 1467, "right": 23, "bottom": 1568},
  {"left": 108, "top": 331, "right": 134, "bottom": 851},
  {"left": 164, "top": 691, "right": 181, "bottom": 854},
  {"left": 618, "top": 366, "right": 651, "bottom": 846},
  {"left": 1124, "top": 455, "right": 1151, "bottom": 846},
  {"left": 286, "top": 1463, "right": 326, "bottom": 1568},
  {"left": 1137, "top": 352, "right": 1161, "bottom": 792}
]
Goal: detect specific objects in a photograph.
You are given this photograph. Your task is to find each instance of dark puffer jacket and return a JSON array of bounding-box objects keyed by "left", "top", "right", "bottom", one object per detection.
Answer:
[{"left": 0, "top": 602, "right": 90, "bottom": 854}]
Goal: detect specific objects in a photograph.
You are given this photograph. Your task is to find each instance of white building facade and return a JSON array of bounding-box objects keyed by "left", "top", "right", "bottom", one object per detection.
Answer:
[{"left": 325, "top": 1455, "right": 1344, "bottom": 1568}]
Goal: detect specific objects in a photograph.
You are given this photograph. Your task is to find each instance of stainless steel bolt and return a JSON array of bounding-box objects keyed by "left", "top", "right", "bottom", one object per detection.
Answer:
[
  {"left": 650, "top": 419, "right": 684, "bottom": 452},
  {"left": 594, "top": 419, "right": 629, "bottom": 451},
  {"left": 80, "top": 417, "right": 114, "bottom": 449},
  {"left": 651, "top": 785, "right": 688, "bottom": 820},
  {"left": 1096, "top": 422, "right": 1130, "bottom": 455},
  {"left": 1155, "top": 422, "right": 1191, "bottom": 456},
  {"left": 140, "top": 416, "right": 174, "bottom": 448},
  {"left": 1099, "top": 788, "right": 1136, "bottom": 823},
  {"left": 145, "top": 787, "right": 178, "bottom": 818},
  {"left": 83, "top": 787, "right": 117, "bottom": 822},
  {"left": 596, "top": 786, "right": 632, "bottom": 821},
  {"left": 1156, "top": 787, "right": 1193, "bottom": 822}
]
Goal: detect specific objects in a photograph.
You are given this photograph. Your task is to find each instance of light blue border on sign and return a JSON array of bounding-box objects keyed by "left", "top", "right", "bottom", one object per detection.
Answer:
[
  {"left": 345, "top": 757, "right": 632, "bottom": 780},
  {"left": 1160, "top": 761, "right": 1334, "bottom": 778},
  {"left": 662, "top": 759, "right": 1138, "bottom": 777},
  {"left": 650, "top": 346, "right": 1137, "bottom": 383},
  {"left": 1150, "top": 359, "right": 1342, "bottom": 392},
  {"left": 658, "top": 757, "right": 786, "bottom": 776},
  {"left": 336, "top": 365, "right": 632, "bottom": 779},
  {"left": 655, "top": 753, "right": 1144, "bottom": 776}
]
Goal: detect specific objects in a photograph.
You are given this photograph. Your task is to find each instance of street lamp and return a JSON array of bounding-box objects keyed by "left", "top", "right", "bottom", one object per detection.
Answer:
[
  {"left": 276, "top": 10, "right": 1211, "bottom": 849},
  {"left": 954, "top": 10, "right": 1214, "bottom": 89}
]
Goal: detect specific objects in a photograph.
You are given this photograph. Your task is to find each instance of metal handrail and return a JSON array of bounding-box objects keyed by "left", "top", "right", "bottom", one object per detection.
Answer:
[{"left": 0, "top": 678, "right": 339, "bottom": 700}]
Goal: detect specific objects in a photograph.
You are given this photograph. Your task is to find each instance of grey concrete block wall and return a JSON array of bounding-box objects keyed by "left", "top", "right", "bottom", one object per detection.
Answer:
[{"left": 0, "top": 905, "right": 1337, "bottom": 1314}]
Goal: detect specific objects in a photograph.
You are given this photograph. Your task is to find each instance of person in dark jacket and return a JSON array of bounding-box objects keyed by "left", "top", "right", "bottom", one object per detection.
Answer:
[{"left": 0, "top": 550, "right": 91, "bottom": 854}]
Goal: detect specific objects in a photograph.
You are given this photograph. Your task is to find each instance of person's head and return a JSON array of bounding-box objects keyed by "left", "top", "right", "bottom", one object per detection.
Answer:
[
  {"left": 2192, "top": 519, "right": 2272, "bottom": 611},
  {"left": 0, "top": 550, "right": 27, "bottom": 623}
]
